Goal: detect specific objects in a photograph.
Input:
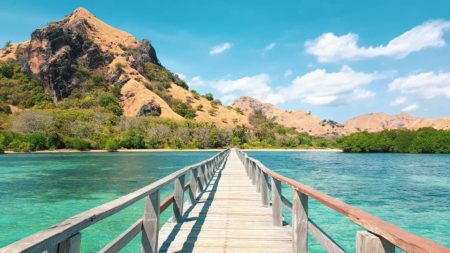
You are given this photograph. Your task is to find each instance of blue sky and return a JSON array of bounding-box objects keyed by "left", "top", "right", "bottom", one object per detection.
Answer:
[{"left": 1, "top": 0, "right": 450, "bottom": 121}]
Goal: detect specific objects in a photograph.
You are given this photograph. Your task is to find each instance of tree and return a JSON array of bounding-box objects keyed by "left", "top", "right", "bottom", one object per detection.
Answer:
[
  {"left": 3, "top": 41, "right": 11, "bottom": 50},
  {"left": 203, "top": 93, "right": 214, "bottom": 101}
]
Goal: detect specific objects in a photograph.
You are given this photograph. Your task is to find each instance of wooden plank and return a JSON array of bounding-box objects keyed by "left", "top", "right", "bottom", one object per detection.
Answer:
[
  {"left": 141, "top": 191, "right": 160, "bottom": 253},
  {"left": 57, "top": 233, "right": 81, "bottom": 253},
  {"left": 158, "top": 149, "right": 292, "bottom": 253},
  {"left": 293, "top": 190, "right": 308, "bottom": 253},
  {"left": 356, "top": 231, "right": 395, "bottom": 253},
  {"left": 308, "top": 219, "right": 345, "bottom": 253},
  {"left": 99, "top": 219, "right": 142, "bottom": 253},
  {"left": 173, "top": 175, "right": 185, "bottom": 222},
  {"left": 189, "top": 168, "right": 199, "bottom": 202},
  {"left": 272, "top": 177, "right": 283, "bottom": 226},
  {"left": 244, "top": 154, "right": 450, "bottom": 253},
  {"left": 282, "top": 195, "right": 293, "bottom": 210},
  {"left": 260, "top": 171, "right": 269, "bottom": 207}
]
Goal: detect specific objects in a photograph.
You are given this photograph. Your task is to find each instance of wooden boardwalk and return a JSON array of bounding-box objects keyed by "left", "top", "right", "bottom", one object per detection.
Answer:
[{"left": 158, "top": 149, "right": 292, "bottom": 252}]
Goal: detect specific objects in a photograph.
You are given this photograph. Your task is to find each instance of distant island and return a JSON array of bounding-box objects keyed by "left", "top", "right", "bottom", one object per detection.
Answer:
[{"left": 0, "top": 8, "right": 449, "bottom": 154}]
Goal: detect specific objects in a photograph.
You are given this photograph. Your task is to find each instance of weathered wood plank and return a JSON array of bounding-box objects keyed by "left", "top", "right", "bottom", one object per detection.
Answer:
[
  {"left": 99, "top": 219, "right": 142, "bottom": 253},
  {"left": 57, "top": 233, "right": 80, "bottom": 253},
  {"left": 272, "top": 177, "right": 283, "bottom": 226},
  {"left": 293, "top": 190, "right": 308, "bottom": 253},
  {"left": 158, "top": 149, "right": 292, "bottom": 253},
  {"left": 141, "top": 191, "right": 160, "bottom": 253},
  {"left": 173, "top": 175, "right": 185, "bottom": 222},
  {"left": 308, "top": 219, "right": 345, "bottom": 253},
  {"left": 260, "top": 171, "right": 269, "bottom": 207},
  {"left": 356, "top": 231, "right": 395, "bottom": 253}
]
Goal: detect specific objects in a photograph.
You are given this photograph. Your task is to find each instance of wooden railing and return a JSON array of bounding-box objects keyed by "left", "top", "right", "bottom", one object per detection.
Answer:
[
  {"left": 0, "top": 149, "right": 230, "bottom": 253},
  {"left": 236, "top": 149, "right": 450, "bottom": 253}
]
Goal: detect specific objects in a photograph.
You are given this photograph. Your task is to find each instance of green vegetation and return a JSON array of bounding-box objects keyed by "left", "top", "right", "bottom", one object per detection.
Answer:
[
  {"left": 0, "top": 60, "right": 338, "bottom": 152},
  {"left": 0, "top": 60, "right": 53, "bottom": 109},
  {"left": 338, "top": 128, "right": 450, "bottom": 153},
  {"left": 141, "top": 63, "right": 188, "bottom": 90},
  {"left": 203, "top": 93, "right": 214, "bottom": 101},
  {"left": 237, "top": 109, "right": 336, "bottom": 149}
]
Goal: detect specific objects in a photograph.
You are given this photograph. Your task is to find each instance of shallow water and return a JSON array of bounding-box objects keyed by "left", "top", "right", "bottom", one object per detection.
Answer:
[{"left": 0, "top": 151, "right": 449, "bottom": 252}]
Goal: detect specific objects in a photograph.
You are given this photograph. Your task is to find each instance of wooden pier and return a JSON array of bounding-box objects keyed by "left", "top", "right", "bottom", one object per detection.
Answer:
[{"left": 1, "top": 148, "right": 449, "bottom": 253}]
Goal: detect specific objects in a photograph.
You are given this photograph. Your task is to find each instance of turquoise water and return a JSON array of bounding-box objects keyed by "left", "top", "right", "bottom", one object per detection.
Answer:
[
  {"left": 0, "top": 151, "right": 449, "bottom": 252},
  {"left": 0, "top": 152, "right": 217, "bottom": 252},
  {"left": 248, "top": 151, "right": 450, "bottom": 252}
]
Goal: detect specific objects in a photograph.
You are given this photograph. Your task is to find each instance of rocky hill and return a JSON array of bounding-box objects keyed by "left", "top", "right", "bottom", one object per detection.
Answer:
[
  {"left": 343, "top": 112, "right": 450, "bottom": 133},
  {"left": 232, "top": 96, "right": 342, "bottom": 136},
  {"left": 232, "top": 96, "right": 450, "bottom": 136},
  {"left": 0, "top": 7, "right": 247, "bottom": 127},
  {"left": 1, "top": 7, "right": 447, "bottom": 136}
]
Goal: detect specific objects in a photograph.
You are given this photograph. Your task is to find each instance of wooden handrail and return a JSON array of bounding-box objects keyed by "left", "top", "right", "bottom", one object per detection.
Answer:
[
  {"left": 1, "top": 149, "right": 230, "bottom": 253},
  {"left": 236, "top": 149, "right": 450, "bottom": 253}
]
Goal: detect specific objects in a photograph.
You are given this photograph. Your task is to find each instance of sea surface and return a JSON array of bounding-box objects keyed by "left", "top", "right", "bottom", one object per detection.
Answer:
[{"left": 0, "top": 151, "right": 449, "bottom": 252}]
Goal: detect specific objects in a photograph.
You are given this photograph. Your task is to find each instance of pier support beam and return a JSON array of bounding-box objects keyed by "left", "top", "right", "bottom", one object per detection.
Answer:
[
  {"left": 173, "top": 175, "right": 185, "bottom": 223},
  {"left": 141, "top": 191, "right": 160, "bottom": 253},
  {"left": 272, "top": 178, "right": 283, "bottom": 226},
  {"left": 293, "top": 191, "right": 308, "bottom": 253}
]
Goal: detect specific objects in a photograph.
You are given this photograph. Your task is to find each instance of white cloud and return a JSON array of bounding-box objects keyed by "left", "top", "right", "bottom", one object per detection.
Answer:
[
  {"left": 213, "top": 74, "right": 283, "bottom": 104},
  {"left": 284, "top": 69, "right": 293, "bottom": 78},
  {"left": 263, "top": 42, "right": 276, "bottom": 52},
  {"left": 187, "top": 76, "right": 207, "bottom": 87},
  {"left": 391, "top": 96, "right": 407, "bottom": 106},
  {"left": 305, "top": 20, "right": 450, "bottom": 62},
  {"left": 389, "top": 72, "right": 450, "bottom": 99},
  {"left": 175, "top": 73, "right": 186, "bottom": 80},
  {"left": 401, "top": 104, "right": 419, "bottom": 112},
  {"left": 279, "top": 66, "right": 378, "bottom": 105},
  {"left": 188, "top": 67, "right": 379, "bottom": 106},
  {"left": 209, "top": 42, "right": 232, "bottom": 55}
]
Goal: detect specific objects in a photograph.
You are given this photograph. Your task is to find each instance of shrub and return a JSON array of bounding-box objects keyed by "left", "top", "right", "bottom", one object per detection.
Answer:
[
  {"left": 196, "top": 104, "right": 204, "bottom": 111},
  {"left": 191, "top": 90, "right": 200, "bottom": 100},
  {"left": 203, "top": 93, "right": 214, "bottom": 101},
  {"left": 105, "top": 138, "right": 121, "bottom": 151},
  {"left": 172, "top": 100, "right": 196, "bottom": 119},
  {"left": 64, "top": 137, "right": 91, "bottom": 150}
]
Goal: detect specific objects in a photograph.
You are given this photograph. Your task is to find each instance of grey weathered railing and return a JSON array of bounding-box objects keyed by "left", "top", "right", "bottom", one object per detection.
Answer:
[
  {"left": 236, "top": 149, "right": 450, "bottom": 253},
  {"left": 0, "top": 149, "right": 230, "bottom": 253}
]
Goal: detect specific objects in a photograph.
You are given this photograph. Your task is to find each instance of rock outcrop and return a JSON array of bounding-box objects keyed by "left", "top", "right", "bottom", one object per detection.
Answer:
[
  {"left": 232, "top": 96, "right": 341, "bottom": 136},
  {"left": 232, "top": 96, "right": 450, "bottom": 136}
]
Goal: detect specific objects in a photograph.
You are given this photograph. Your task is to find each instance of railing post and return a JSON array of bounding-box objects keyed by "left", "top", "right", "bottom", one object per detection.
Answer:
[
  {"left": 248, "top": 160, "right": 253, "bottom": 180},
  {"left": 293, "top": 190, "right": 308, "bottom": 253},
  {"left": 189, "top": 168, "right": 199, "bottom": 203},
  {"left": 356, "top": 231, "right": 395, "bottom": 253},
  {"left": 256, "top": 166, "right": 261, "bottom": 192},
  {"left": 251, "top": 162, "right": 257, "bottom": 185},
  {"left": 272, "top": 178, "right": 283, "bottom": 226},
  {"left": 260, "top": 171, "right": 269, "bottom": 207},
  {"left": 141, "top": 190, "right": 160, "bottom": 253},
  {"left": 198, "top": 164, "right": 206, "bottom": 191},
  {"left": 173, "top": 175, "right": 185, "bottom": 223},
  {"left": 57, "top": 233, "right": 81, "bottom": 253}
]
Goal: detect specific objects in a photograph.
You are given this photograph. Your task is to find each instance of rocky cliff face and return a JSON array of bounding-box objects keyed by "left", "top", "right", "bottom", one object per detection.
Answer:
[
  {"left": 0, "top": 7, "right": 246, "bottom": 126},
  {"left": 17, "top": 8, "right": 162, "bottom": 102}
]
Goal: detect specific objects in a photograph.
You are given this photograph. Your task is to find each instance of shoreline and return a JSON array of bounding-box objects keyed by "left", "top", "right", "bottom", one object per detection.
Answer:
[{"left": 2, "top": 148, "right": 342, "bottom": 154}]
